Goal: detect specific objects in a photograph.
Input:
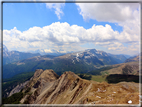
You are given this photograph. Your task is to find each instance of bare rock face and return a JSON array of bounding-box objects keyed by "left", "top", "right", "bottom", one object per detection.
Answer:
[
  {"left": 20, "top": 70, "right": 139, "bottom": 105},
  {"left": 8, "top": 81, "right": 29, "bottom": 97},
  {"left": 32, "top": 69, "right": 44, "bottom": 79},
  {"left": 20, "top": 69, "right": 59, "bottom": 103},
  {"left": 24, "top": 69, "right": 59, "bottom": 88}
]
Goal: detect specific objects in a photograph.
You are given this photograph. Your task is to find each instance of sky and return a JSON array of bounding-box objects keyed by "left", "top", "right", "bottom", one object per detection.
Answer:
[{"left": 3, "top": 2, "right": 140, "bottom": 56}]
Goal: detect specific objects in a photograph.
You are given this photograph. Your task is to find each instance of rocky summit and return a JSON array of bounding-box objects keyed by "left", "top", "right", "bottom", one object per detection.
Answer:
[{"left": 19, "top": 69, "right": 140, "bottom": 104}]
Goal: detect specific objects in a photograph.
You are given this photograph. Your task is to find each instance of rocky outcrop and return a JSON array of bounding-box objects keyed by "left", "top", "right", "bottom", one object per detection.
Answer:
[
  {"left": 101, "top": 61, "right": 139, "bottom": 75},
  {"left": 20, "top": 69, "right": 139, "bottom": 104},
  {"left": 8, "top": 81, "right": 29, "bottom": 97},
  {"left": 22, "top": 69, "right": 59, "bottom": 92}
]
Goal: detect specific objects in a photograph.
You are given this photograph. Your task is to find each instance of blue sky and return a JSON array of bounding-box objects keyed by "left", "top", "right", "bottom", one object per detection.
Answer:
[
  {"left": 3, "top": 2, "right": 140, "bottom": 55},
  {"left": 3, "top": 3, "right": 123, "bottom": 32}
]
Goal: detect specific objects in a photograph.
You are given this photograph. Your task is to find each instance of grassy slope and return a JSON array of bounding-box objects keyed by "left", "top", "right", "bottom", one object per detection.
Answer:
[
  {"left": 91, "top": 75, "right": 107, "bottom": 82},
  {"left": 101, "top": 61, "right": 139, "bottom": 75}
]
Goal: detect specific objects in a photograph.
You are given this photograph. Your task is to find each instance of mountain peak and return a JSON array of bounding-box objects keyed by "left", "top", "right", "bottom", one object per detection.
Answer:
[
  {"left": 42, "top": 69, "right": 59, "bottom": 80},
  {"left": 58, "top": 71, "right": 80, "bottom": 82},
  {"left": 34, "top": 69, "right": 59, "bottom": 81},
  {"left": 3, "top": 44, "right": 9, "bottom": 52},
  {"left": 32, "top": 69, "right": 44, "bottom": 79},
  {"left": 25, "top": 69, "right": 59, "bottom": 89}
]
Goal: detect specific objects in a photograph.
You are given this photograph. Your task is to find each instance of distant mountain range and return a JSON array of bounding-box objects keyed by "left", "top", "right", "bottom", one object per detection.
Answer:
[
  {"left": 30, "top": 48, "right": 72, "bottom": 56},
  {"left": 3, "top": 48, "right": 129, "bottom": 79},
  {"left": 3, "top": 45, "right": 40, "bottom": 65},
  {"left": 125, "top": 53, "right": 141, "bottom": 63}
]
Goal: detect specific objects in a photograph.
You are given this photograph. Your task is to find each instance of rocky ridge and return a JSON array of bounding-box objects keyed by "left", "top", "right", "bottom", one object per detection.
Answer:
[{"left": 20, "top": 69, "right": 140, "bottom": 104}]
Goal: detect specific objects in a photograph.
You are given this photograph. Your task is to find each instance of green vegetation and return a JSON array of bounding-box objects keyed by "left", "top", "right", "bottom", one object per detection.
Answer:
[
  {"left": 3, "top": 51, "right": 126, "bottom": 79},
  {"left": 101, "top": 71, "right": 109, "bottom": 75},
  {"left": 77, "top": 73, "right": 107, "bottom": 83},
  {"left": 2, "top": 71, "right": 34, "bottom": 98},
  {"left": 77, "top": 66, "right": 121, "bottom": 83},
  {"left": 106, "top": 74, "right": 140, "bottom": 83},
  {"left": 91, "top": 75, "right": 107, "bottom": 82},
  {"left": 2, "top": 87, "right": 33, "bottom": 104},
  {"left": 2, "top": 92, "right": 24, "bottom": 104},
  {"left": 3, "top": 58, "right": 96, "bottom": 79},
  {"left": 78, "top": 73, "right": 139, "bottom": 83},
  {"left": 3, "top": 71, "right": 34, "bottom": 83},
  {"left": 25, "top": 87, "right": 31, "bottom": 93},
  {"left": 88, "top": 66, "right": 117, "bottom": 75},
  {"left": 78, "top": 74, "right": 92, "bottom": 80},
  {"left": 52, "top": 59, "right": 96, "bottom": 74}
]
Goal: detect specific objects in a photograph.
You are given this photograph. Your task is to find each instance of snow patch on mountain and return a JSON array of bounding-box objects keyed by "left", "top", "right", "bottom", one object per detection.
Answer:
[
  {"left": 75, "top": 53, "right": 80, "bottom": 62},
  {"left": 85, "top": 56, "right": 91, "bottom": 59},
  {"left": 72, "top": 59, "right": 75, "bottom": 64}
]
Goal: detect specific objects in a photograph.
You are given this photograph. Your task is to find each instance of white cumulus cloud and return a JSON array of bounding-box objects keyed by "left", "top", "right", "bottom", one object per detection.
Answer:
[
  {"left": 3, "top": 20, "right": 140, "bottom": 55},
  {"left": 75, "top": 3, "right": 140, "bottom": 55},
  {"left": 46, "top": 3, "right": 65, "bottom": 19},
  {"left": 76, "top": 3, "right": 140, "bottom": 41},
  {"left": 76, "top": 3, "right": 139, "bottom": 22}
]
